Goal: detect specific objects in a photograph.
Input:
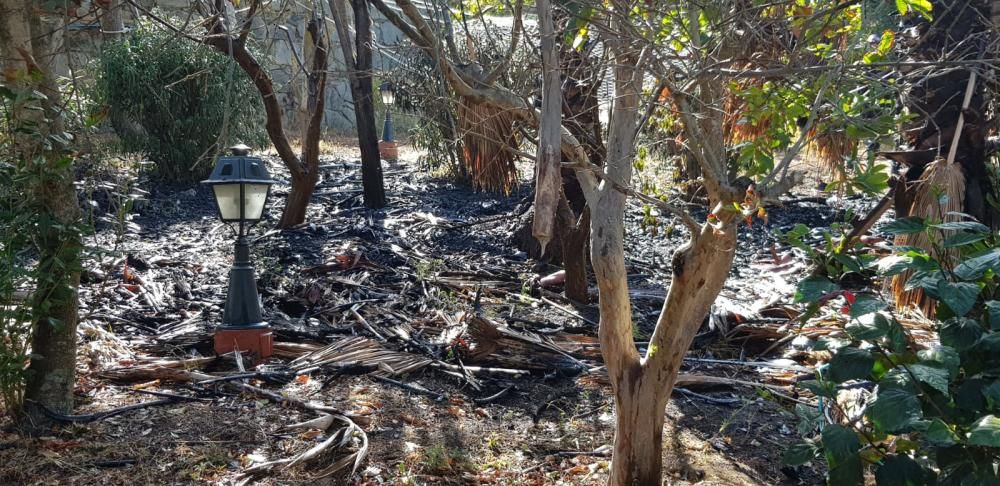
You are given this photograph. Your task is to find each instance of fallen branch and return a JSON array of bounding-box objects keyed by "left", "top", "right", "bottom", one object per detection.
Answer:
[
  {"left": 473, "top": 385, "right": 514, "bottom": 405},
  {"left": 673, "top": 388, "right": 741, "bottom": 406},
  {"left": 370, "top": 375, "right": 445, "bottom": 401},
  {"left": 31, "top": 398, "right": 180, "bottom": 423}
]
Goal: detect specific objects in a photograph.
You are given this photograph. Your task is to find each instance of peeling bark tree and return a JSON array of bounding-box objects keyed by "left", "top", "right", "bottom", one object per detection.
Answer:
[
  {"left": 374, "top": 0, "right": 842, "bottom": 482},
  {"left": 1, "top": 0, "right": 83, "bottom": 434},
  {"left": 330, "top": 0, "right": 386, "bottom": 209},
  {"left": 532, "top": 0, "right": 562, "bottom": 259}
]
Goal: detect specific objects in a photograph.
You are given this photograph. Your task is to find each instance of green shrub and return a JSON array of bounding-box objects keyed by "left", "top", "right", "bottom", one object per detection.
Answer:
[
  {"left": 786, "top": 214, "right": 1000, "bottom": 484},
  {"left": 93, "top": 18, "right": 268, "bottom": 183},
  {"left": 0, "top": 160, "right": 30, "bottom": 414}
]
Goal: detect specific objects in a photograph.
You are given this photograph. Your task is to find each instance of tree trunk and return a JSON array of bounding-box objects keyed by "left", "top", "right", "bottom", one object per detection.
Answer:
[
  {"left": 97, "top": 0, "right": 124, "bottom": 39},
  {"left": 558, "top": 198, "right": 590, "bottom": 303},
  {"left": 531, "top": 0, "right": 561, "bottom": 253},
  {"left": 2, "top": 1, "right": 83, "bottom": 433},
  {"left": 331, "top": 0, "right": 386, "bottom": 209},
  {"left": 281, "top": 171, "right": 319, "bottom": 227},
  {"left": 278, "top": 16, "right": 328, "bottom": 228},
  {"left": 351, "top": 0, "right": 385, "bottom": 209},
  {"left": 203, "top": 25, "right": 316, "bottom": 228},
  {"left": 609, "top": 363, "right": 669, "bottom": 484}
]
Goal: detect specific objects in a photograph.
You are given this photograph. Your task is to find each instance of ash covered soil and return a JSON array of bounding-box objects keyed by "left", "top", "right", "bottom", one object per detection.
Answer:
[{"left": 0, "top": 150, "right": 882, "bottom": 485}]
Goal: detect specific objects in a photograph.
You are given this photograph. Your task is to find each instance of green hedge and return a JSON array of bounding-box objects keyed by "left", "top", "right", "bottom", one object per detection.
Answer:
[{"left": 94, "top": 20, "right": 269, "bottom": 183}]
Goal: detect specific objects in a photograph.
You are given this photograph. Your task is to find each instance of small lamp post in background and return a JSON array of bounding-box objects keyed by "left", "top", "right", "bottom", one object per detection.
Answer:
[
  {"left": 203, "top": 144, "right": 275, "bottom": 362},
  {"left": 378, "top": 80, "right": 398, "bottom": 161}
]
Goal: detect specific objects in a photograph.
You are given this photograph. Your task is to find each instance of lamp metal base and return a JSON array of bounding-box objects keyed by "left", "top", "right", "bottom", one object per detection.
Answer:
[{"left": 214, "top": 325, "right": 273, "bottom": 363}]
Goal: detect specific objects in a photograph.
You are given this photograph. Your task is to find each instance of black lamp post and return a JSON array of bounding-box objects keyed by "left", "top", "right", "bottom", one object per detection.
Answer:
[
  {"left": 378, "top": 80, "right": 398, "bottom": 161},
  {"left": 203, "top": 144, "right": 276, "bottom": 361}
]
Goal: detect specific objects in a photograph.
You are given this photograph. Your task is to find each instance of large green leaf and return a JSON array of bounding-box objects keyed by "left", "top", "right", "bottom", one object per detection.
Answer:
[
  {"left": 985, "top": 301, "right": 1000, "bottom": 330},
  {"left": 882, "top": 217, "right": 927, "bottom": 235},
  {"left": 874, "top": 454, "right": 932, "bottom": 486},
  {"left": 801, "top": 379, "right": 838, "bottom": 399},
  {"left": 826, "top": 347, "right": 875, "bottom": 383},
  {"left": 794, "top": 276, "right": 839, "bottom": 303},
  {"left": 936, "top": 280, "right": 981, "bottom": 316},
  {"left": 939, "top": 317, "right": 983, "bottom": 352},
  {"left": 933, "top": 221, "right": 990, "bottom": 233},
  {"left": 908, "top": 364, "right": 950, "bottom": 394},
  {"left": 925, "top": 418, "right": 958, "bottom": 446},
  {"left": 878, "top": 254, "right": 937, "bottom": 276},
  {"left": 828, "top": 454, "right": 864, "bottom": 486},
  {"left": 868, "top": 386, "right": 922, "bottom": 433},
  {"left": 846, "top": 313, "right": 890, "bottom": 340},
  {"left": 953, "top": 249, "right": 1000, "bottom": 280},
  {"left": 849, "top": 296, "right": 887, "bottom": 319},
  {"left": 782, "top": 439, "right": 819, "bottom": 466},
  {"left": 822, "top": 424, "right": 861, "bottom": 462},
  {"left": 942, "top": 232, "right": 988, "bottom": 248},
  {"left": 982, "top": 381, "right": 1000, "bottom": 411},
  {"left": 968, "top": 415, "right": 1000, "bottom": 447},
  {"left": 917, "top": 345, "right": 960, "bottom": 379}
]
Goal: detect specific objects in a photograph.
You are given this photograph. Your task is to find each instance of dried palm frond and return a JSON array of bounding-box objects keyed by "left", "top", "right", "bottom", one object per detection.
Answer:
[
  {"left": 288, "top": 336, "right": 432, "bottom": 376},
  {"left": 247, "top": 413, "right": 369, "bottom": 479},
  {"left": 723, "top": 78, "right": 770, "bottom": 144},
  {"left": 886, "top": 158, "right": 966, "bottom": 315},
  {"left": 457, "top": 97, "right": 521, "bottom": 194},
  {"left": 808, "top": 127, "right": 857, "bottom": 184}
]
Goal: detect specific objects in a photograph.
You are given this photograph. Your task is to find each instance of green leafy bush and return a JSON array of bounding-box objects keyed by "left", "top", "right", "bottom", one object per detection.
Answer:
[
  {"left": 786, "top": 213, "right": 1000, "bottom": 484},
  {"left": 0, "top": 159, "right": 31, "bottom": 413},
  {"left": 93, "top": 19, "right": 268, "bottom": 183}
]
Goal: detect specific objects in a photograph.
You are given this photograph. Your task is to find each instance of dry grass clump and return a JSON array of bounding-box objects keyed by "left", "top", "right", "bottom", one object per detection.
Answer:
[
  {"left": 808, "top": 128, "right": 857, "bottom": 184},
  {"left": 457, "top": 98, "right": 520, "bottom": 194},
  {"left": 886, "top": 158, "right": 966, "bottom": 315}
]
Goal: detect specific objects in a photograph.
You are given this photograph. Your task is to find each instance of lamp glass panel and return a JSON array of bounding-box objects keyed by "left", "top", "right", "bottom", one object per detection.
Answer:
[
  {"left": 212, "top": 183, "right": 270, "bottom": 221},
  {"left": 242, "top": 183, "right": 270, "bottom": 220},
  {"left": 381, "top": 89, "right": 394, "bottom": 106},
  {"left": 213, "top": 183, "right": 243, "bottom": 221}
]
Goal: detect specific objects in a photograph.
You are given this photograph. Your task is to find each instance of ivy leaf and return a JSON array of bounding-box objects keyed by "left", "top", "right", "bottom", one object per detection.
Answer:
[
  {"left": 782, "top": 439, "right": 819, "bottom": 466},
  {"left": 794, "top": 276, "right": 838, "bottom": 303},
  {"left": 939, "top": 317, "right": 983, "bottom": 352},
  {"left": 882, "top": 217, "right": 927, "bottom": 235},
  {"left": 967, "top": 415, "right": 1000, "bottom": 447},
  {"left": 868, "top": 386, "right": 922, "bottom": 433},
  {"left": 874, "top": 454, "right": 931, "bottom": 486},
  {"left": 925, "top": 418, "right": 958, "bottom": 446},
  {"left": 908, "top": 363, "right": 950, "bottom": 394},
  {"left": 826, "top": 347, "right": 875, "bottom": 383}
]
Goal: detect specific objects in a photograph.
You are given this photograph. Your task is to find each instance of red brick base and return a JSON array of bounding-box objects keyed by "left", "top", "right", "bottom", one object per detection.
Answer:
[{"left": 214, "top": 327, "right": 273, "bottom": 362}]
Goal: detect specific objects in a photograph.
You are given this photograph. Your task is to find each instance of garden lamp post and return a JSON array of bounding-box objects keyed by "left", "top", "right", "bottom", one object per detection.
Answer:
[
  {"left": 203, "top": 144, "right": 275, "bottom": 362},
  {"left": 378, "top": 80, "right": 398, "bottom": 161}
]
